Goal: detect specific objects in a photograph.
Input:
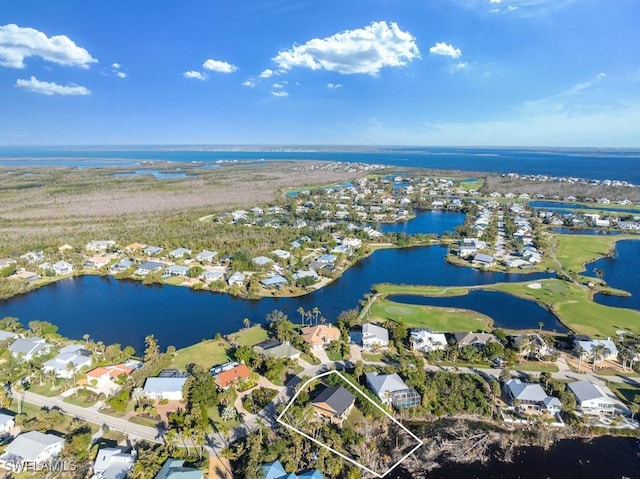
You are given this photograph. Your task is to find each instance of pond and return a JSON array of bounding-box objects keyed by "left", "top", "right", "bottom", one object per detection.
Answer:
[
  {"left": 549, "top": 228, "right": 627, "bottom": 236},
  {"left": 379, "top": 210, "right": 465, "bottom": 236},
  {"left": 387, "top": 290, "right": 568, "bottom": 333},
  {"left": 113, "top": 169, "right": 189, "bottom": 179},
  {"left": 529, "top": 201, "right": 640, "bottom": 214}
]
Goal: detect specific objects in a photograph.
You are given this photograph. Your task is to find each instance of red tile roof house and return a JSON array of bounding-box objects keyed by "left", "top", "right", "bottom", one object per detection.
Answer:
[
  {"left": 214, "top": 364, "right": 252, "bottom": 390},
  {"left": 85, "top": 363, "right": 135, "bottom": 394}
]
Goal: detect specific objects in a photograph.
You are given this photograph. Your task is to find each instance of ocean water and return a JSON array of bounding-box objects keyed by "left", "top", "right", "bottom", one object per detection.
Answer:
[{"left": 1, "top": 146, "right": 640, "bottom": 184}]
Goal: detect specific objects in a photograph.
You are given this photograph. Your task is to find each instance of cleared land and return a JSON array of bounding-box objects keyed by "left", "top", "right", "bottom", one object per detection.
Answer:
[
  {"left": 369, "top": 299, "right": 493, "bottom": 331},
  {"left": 172, "top": 338, "right": 232, "bottom": 370}
]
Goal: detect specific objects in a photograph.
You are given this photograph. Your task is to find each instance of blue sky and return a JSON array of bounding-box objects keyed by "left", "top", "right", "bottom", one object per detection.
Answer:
[{"left": 1, "top": 0, "right": 639, "bottom": 146}]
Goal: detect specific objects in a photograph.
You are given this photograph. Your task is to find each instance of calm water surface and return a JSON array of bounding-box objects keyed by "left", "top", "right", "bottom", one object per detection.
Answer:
[
  {"left": 549, "top": 228, "right": 627, "bottom": 236},
  {"left": 379, "top": 211, "right": 465, "bottom": 236}
]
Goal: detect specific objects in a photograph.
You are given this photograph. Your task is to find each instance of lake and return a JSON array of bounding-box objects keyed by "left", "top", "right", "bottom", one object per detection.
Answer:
[
  {"left": 584, "top": 239, "right": 640, "bottom": 312},
  {"left": 387, "top": 290, "right": 568, "bottom": 332},
  {"left": 379, "top": 211, "right": 465, "bottom": 236},
  {"left": 549, "top": 228, "right": 627, "bottom": 236},
  {"left": 530, "top": 201, "right": 640, "bottom": 214},
  {"left": 0, "top": 246, "right": 552, "bottom": 353}
]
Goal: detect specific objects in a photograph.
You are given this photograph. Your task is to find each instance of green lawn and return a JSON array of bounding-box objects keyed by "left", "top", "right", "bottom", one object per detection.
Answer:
[
  {"left": 375, "top": 283, "right": 469, "bottom": 297},
  {"left": 369, "top": 298, "right": 493, "bottom": 332},
  {"left": 172, "top": 338, "right": 232, "bottom": 370},
  {"left": 551, "top": 234, "right": 633, "bottom": 275},
  {"left": 28, "top": 381, "right": 66, "bottom": 397},
  {"left": 233, "top": 325, "right": 269, "bottom": 347},
  {"left": 361, "top": 352, "right": 383, "bottom": 362},
  {"left": 326, "top": 350, "right": 344, "bottom": 362},
  {"left": 607, "top": 381, "right": 640, "bottom": 405},
  {"left": 515, "top": 361, "right": 559, "bottom": 373},
  {"left": 456, "top": 178, "right": 484, "bottom": 191},
  {"left": 491, "top": 279, "right": 640, "bottom": 337},
  {"left": 63, "top": 393, "right": 99, "bottom": 408}
]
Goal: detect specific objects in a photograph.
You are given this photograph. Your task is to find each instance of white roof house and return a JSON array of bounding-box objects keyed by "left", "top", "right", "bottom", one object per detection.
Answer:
[
  {"left": 227, "top": 271, "right": 246, "bottom": 286},
  {"left": 504, "top": 379, "right": 561, "bottom": 413},
  {"left": 0, "top": 431, "right": 64, "bottom": 468},
  {"left": 9, "top": 337, "right": 49, "bottom": 361},
  {"left": 252, "top": 256, "right": 274, "bottom": 266},
  {"left": 365, "top": 372, "right": 420, "bottom": 410},
  {"left": 168, "top": 248, "right": 192, "bottom": 259},
  {"left": 86, "top": 240, "right": 116, "bottom": 252},
  {"left": 271, "top": 249, "right": 291, "bottom": 260},
  {"left": 142, "top": 377, "right": 187, "bottom": 401},
  {"left": 361, "top": 323, "right": 389, "bottom": 350},
  {"left": 52, "top": 260, "right": 73, "bottom": 275},
  {"left": 42, "top": 344, "right": 92, "bottom": 379},
  {"left": 195, "top": 250, "right": 218, "bottom": 262},
  {"left": 410, "top": 331, "right": 447, "bottom": 353},
  {"left": 568, "top": 380, "right": 616, "bottom": 416},
  {"left": 0, "top": 411, "right": 15, "bottom": 434},
  {"left": 0, "top": 330, "right": 18, "bottom": 343},
  {"left": 92, "top": 447, "right": 136, "bottom": 479},
  {"left": 574, "top": 338, "right": 619, "bottom": 360}
]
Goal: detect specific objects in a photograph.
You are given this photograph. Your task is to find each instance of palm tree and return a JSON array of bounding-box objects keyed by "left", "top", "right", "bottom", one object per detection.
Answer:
[
  {"left": 297, "top": 307, "right": 305, "bottom": 326},
  {"left": 591, "top": 344, "right": 606, "bottom": 370},
  {"left": 576, "top": 346, "right": 586, "bottom": 371},
  {"left": 83, "top": 333, "right": 90, "bottom": 345},
  {"left": 312, "top": 307, "right": 320, "bottom": 325},
  {"left": 243, "top": 317, "right": 250, "bottom": 329},
  {"left": 13, "top": 381, "right": 24, "bottom": 414},
  {"left": 538, "top": 322, "right": 544, "bottom": 333}
]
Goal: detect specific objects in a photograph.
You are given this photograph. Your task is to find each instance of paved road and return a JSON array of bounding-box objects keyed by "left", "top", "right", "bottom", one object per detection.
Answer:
[{"left": 22, "top": 391, "right": 163, "bottom": 443}]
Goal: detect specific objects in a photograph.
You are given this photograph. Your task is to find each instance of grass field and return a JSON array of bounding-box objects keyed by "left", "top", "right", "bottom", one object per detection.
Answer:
[
  {"left": 607, "top": 381, "right": 640, "bottom": 405},
  {"left": 374, "top": 283, "right": 469, "bottom": 297},
  {"left": 550, "top": 234, "right": 631, "bottom": 275},
  {"left": 172, "top": 338, "right": 232, "bottom": 370},
  {"left": 368, "top": 298, "right": 493, "bottom": 332},
  {"left": 231, "top": 325, "right": 269, "bottom": 347}
]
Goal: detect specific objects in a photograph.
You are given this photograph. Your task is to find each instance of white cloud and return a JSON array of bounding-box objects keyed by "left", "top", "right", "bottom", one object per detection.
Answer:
[
  {"left": 111, "top": 62, "right": 120, "bottom": 69},
  {"left": 116, "top": 71, "right": 127, "bottom": 79},
  {"left": 490, "top": 0, "right": 502, "bottom": 3},
  {"left": 260, "top": 69, "right": 275, "bottom": 78},
  {"left": 272, "top": 21, "right": 420, "bottom": 76},
  {"left": 183, "top": 70, "right": 208, "bottom": 80},
  {"left": 0, "top": 23, "right": 97, "bottom": 69},
  {"left": 327, "top": 83, "right": 343, "bottom": 89},
  {"left": 429, "top": 42, "right": 462, "bottom": 59},
  {"left": 272, "top": 81, "right": 288, "bottom": 89},
  {"left": 271, "top": 90, "right": 289, "bottom": 97},
  {"left": 242, "top": 79, "right": 257, "bottom": 87},
  {"left": 202, "top": 59, "right": 238, "bottom": 73},
  {"left": 15, "top": 76, "right": 91, "bottom": 95}
]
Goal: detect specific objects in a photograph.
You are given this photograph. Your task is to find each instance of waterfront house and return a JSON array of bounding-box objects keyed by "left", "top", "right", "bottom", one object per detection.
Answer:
[
  {"left": 195, "top": 250, "right": 218, "bottom": 262},
  {"left": 135, "top": 261, "right": 164, "bottom": 276},
  {"left": 168, "top": 248, "right": 191, "bottom": 259},
  {"left": 472, "top": 253, "right": 495, "bottom": 268},
  {"left": 365, "top": 372, "right": 420, "bottom": 409},
  {"left": 0, "top": 431, "right": 64, "bottom": 470},
  {"left": 92, "top": 447, "right": 136, "bottom": 479},
  {"left": 312, "top": 386, "right": 355, "bottom": 426},
  {"left": 567, "top": 380, "right": 616, "bottom": 416},
  {"left": 260, "top": 460, "right": 324, "bottom": 479},
  {"left": 84, "top": 256, "right": 111, "bottom": 269},
  {"left": 166, "top": 265, "right": 189, "bottom": 277},
  {"left": 504, "top": 379, "right": 561, "bottom": 414},
  {"left": 253, "top": 340, "right": 301, "bottom": 360},
  {"left": 410, "top": 331, "right": 448, "bottom": 353},
  {"left": 511, "top": 334, "right": 554, "bottom": 359},
  {"left": 154, "top": 458, "right": 203, "bottom": 479},
  {"left": 86, "top": 240, "right": 116, "bottom": 252},
  {"left": 199, "top": 270, "right": 224, "bottom": 283},
  {"left": 9, "top": 337, "right": 49, "bottom": 361},
  {"left": 142, "top": 377, "right": 188, "bottom": 401},
  {"left": 573, "top": 338, "right": 618, "bottom": 361},
  {"left": 260, "top": 274, "right": 288, "bottom": 288},
  {"left": 52, "top": 260, "right": 73, "bottom": 275},
  {"left": 301, "top": 325, "right": 341, "bottom": 351},
  {"left": 454, "top": 332, "right": 500, "bottom": 349},
  {"left": 42, "top": 344, "right": 92, "bottom": 379},
  {"left": 227, "top": 271, "right": 246, "bottom": 287},
  {"left": 213, "top": 364, "right": 252, "bottom": 390},
  {"left": 359, "top": 323, "right": 389, "bottom": 350},
  {"left": 0, "top": 411, "right": 15, "bottom": 434},
  {"left": 292, "top": 269, "right": 318, "bottom": 282},
  {"left": 0, "top": 330, "right": 18, "bottom": 343},
  {"left": 144, "top": 246, "right": 164, "bottom": 256},
  {"left": 110, "top": 258, "right": 134, "bottom": 273}
]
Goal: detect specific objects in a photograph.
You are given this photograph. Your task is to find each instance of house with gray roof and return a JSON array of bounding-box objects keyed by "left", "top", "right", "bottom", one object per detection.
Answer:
[
  {"left": 142, "top": 377, "right": 188, "bottom": 401},
  {"left": 154, "top": 458, "right": 203, "bottom": 479},
  {"left": 260, "top": 274, "right": 288, "bottom": 288},
  {"left": 0, "top": 330, "right": 18, "bottom": 343},
  {"left": 52, "top": 260, "right": 73, "bottom": 275},
  {"left": 110, "top": 258, "right": 134, "bottom": 274},
  {"left": 227, "top": 271, "right": 246, "bottom": 287},
  {"left": 312, "top": 386, "right": 355, "bottom": 425},
  {"left": 42, "top": 344, "right": 92, "bottom": 379},
  {"left": 365, "top": 372, "right": 420, "bottom": 409},
  {"left": 0, "top": 431, "right": 64, "bottom": 469},
  {"left": 195, "top": 250, "right": 218, "bottom": 262},
  {"left": 504, "top": 379, "right": 561, "bottom": 414},
  {"left": 144, "top": 246, "right": 164, "bottom": 256},
  {"left": 573, "top": 338, "right": 618, "bottom": 361},
  {"left": 199, "top": 270, "right": 224, "bottom": 283},
  {"left": 454, "top": 332, "right": 500, "bottom": 349},
  {"left": 252, "top": 256, "right": 274, "bottom": 267},
  {"left": 135, "top": 261, "right": 164, "bottom": 276},
  {"left": 9, "top": 337, "right": 49, "bottom": 361},
  {"left": 92, "top": 447, "right": 136, "bottom": 479},
  {"left": 360, "top": 323, "right": 389, "bottom": 350},
  {"left": 472, "top": 253, "right": 494, "bottom": 268},
  {"left": 253, "top": 340, "right": 301, "bottom": 360},
  {"left": 568, "top": 380, "right": 616, "bottom": 416},
  {"left": 168, "top": 248, "right": 192, "bottom": 259},
  {"left": 166, "top": 265, "right": 189, "bottom": 277}
]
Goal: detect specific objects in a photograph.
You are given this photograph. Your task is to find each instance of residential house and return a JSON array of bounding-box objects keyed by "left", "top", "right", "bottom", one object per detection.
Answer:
[
  {"left": 253, "top": 340, "right": 301, "bottom": 361},
  {"left": 42, "top": 344, "right": 92, "bottom": 379},
  {"left": 365, "top": 372, "right": 420, "bottom": 409},
  {"left": 227, "top": 271, "right": 246, "bottom": 287},
  {"left": 142, "top": 377, "right": 188, "bottom": 401},
  {"left": 86, "top": 363, "right": 135, "bottom": 394},
  {"left": 168, "top": 248, "right": 191, "bottom": 259},
  {"left": 454, "top": 332, "right": 500, "bottom": 349},
  {"left": 260, "top": 274, "right": 288, "bottom": 288},
  {"left": 359, "top": 323, "right": 389, "bottom": 350},
  {"left": 300, "top": 325, "right": 341, "bottom": 351},
  {"left": 144, "top": 246, "right": 164, "bottom": 256},
  {"left": 166, "top": 265, "right": 189, "bottom": 277},
  {"left": 0, "top": 330, "right": 18, "bottom": 343},
  {"left": 195, "top": 250, "right": 218, "bottom": 263},
  {"left": 311, "top": 386, "right": 355, "bottom": 426},
  {"left": 511, "top": 334, "right": 554, "bottom": 359},
  {"left": 86, "top": 240, "right": 116, "bottom": 252},
  {"left": 472, "top": 253, "right": 495, "bottom": 268},
  {"left": 154, "top": 458, "right": 203, "bottom": 479},
  {"left": 271, "top": 249, "right": 291, "bottom": 260},
  {"left": 568, "top": 380, "right": 616, "bottom": 416},
  {"left": 92, "top": 447, "right": 137, "bottom": 479},
  {"left": 135, "top": 261, "right": 164, "bottom": 276},
  {"left": 292, "top": 270, "right": 318, "bottom": 282},
  {"left": 252, "top": 256, "right": 274, "bottom": 267},
  {"left": 9, "top": 337, "right": 49, "bottom": 361},
  {"left": 52, "top": 260, "right": 73, "bottom": 275},
  {"left": 110, "top": 258, "right": 134, "bottom": 273},
  {"left": 213, "top": 364, "right": 252, "bottom": 390},
  {"left": 0, "top": 431, "right": 64, "bottom": 469},
  {"left": 20, "top": 251, "right": 44, "bottom": 263},
  {"left": 410, "top": 331, "right": 448, "bottom": 353},
  {"left": 573, "top": 338, "right": 619, "bottom": 361},
  {"left": 260, "top": 460, "right": 324, "bottom": 479},
  {"left": 0, "top": 411, "right": 15, "bottom": 434},
  {"left": 316, "top": 254, "right": 337, "bottom": 264},
  {"left": 124, "top": 243, "right": 147, "bottom": 252},
  {"left": 199, "top": 270, "right": 224, "bottom": 283},
  {"left": 504, "top": 379, "right": 561, "bottom": 414},
  {"left": 84, "top": 256, "right": 111, "bottom": 269}
]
